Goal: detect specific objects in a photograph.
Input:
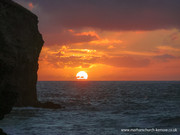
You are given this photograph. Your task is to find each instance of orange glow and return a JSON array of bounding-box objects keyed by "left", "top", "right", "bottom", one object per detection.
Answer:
[
  {"left": 90, "top": 39, "right": 122, "bottom": 45},
  {"left": 28, "top": 3, "right": 34, "bottom": 10},
  {"left": 14, "top": 1, "right": 180, "bottom": 81},
  {"left": 76, "top": 71, "right": 88, "bottom": 80},
  {"left": 38, "top": 29, "right": 180, "bottom": 81}
]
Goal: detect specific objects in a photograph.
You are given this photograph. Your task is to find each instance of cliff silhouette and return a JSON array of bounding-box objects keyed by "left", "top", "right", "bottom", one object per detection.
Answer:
[{"left": 0, "top": 1, "right": 61, "bottom": 132}]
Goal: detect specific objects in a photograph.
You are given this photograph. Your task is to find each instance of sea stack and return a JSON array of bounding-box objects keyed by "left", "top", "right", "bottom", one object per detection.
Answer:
[{"left": 0, "top": 0, "right": 44, "bottom": 120}]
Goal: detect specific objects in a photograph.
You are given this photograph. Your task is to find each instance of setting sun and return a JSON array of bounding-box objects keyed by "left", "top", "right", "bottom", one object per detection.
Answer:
[{"left": 76, "top": 71, "right": 88, "bottom": 80}]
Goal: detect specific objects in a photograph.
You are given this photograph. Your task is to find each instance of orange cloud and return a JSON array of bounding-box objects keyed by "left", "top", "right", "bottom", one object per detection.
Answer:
[
  {"left": 28, "top": 2, "right": 34, "bottom": 10},
  {"left": 90, "top": 39, "right": 122, "bottom": 45},
  {"left": 108, "top": 45, "right": 115, "bottom": 49},
  {"left": 157, "top": 46, "right": 180, "bottom": 53},
  {"left": 39, "top": 46, "right": 101, "bottom": 68}
]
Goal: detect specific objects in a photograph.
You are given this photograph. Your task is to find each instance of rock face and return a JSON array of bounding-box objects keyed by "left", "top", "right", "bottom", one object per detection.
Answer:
[{"left": 0, "top": 0, "right": 43, "bottom": 120}]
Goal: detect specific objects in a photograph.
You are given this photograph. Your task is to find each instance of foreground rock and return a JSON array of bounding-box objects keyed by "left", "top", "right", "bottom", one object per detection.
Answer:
[
  {"left": 0, "top": 86, "right": 17, "bottom": 119},
  {"left": 0, "top": 0, "right": 62, "bottom": 123},
  {"left": 0, "top": 0, "right": 43, "bottom": 108},
  {"left": 36, "top": 102, "right": 63, "bottom": 109}
]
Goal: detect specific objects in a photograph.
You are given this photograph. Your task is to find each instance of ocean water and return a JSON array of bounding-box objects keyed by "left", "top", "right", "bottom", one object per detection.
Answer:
[{"left": 0, "top": 81, "right": 180, "bottom": 135}]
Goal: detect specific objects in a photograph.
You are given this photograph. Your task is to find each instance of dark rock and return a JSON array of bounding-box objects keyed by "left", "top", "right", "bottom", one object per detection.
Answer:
[
  {"left": 36, "top": 102, "right": 63, "bottom": 109},
  {"left": 0, "top": 0, "right": 44, "bottom": 107},
  {"left": 0, "top": 0, "right": 41, "bottom": 120},
  {"left": 0, "top": 85, "right": 17, "bottom": 119},
  {"left": 0, "top": 0, "right": 62, "bottom": 124}
]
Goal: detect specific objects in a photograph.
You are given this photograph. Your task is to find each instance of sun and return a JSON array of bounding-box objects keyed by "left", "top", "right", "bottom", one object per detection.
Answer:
[{"left": 76, "top": 71, "right": 88, "bottom": 80}]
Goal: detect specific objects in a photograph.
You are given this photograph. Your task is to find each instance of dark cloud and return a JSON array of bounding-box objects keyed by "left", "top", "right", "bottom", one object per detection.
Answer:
[
  {"left": 43, "top": 30, "right": 98, "bottom": 45},
  {"left": 14, "top": 0, "right": 180, "bottom": 31},
  {"left": 101, "top": 56, "right": 151, "bottom": 67},
  {"left": 154, "top": 54, "right": 177, "bottom": 62}
]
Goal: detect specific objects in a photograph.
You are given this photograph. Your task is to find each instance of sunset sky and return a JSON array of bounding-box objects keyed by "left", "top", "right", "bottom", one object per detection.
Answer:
[{"left": 14, "top": 0, "right": 180, "bottom": 81}]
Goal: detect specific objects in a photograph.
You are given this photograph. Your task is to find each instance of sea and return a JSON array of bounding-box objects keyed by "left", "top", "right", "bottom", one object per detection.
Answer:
[{"left": 0, "top": 81, "right": 180, "bottom": 135}]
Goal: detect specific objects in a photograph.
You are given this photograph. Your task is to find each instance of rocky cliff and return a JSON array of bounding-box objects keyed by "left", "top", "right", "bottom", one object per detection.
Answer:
[{"left": 0, "top": 0, "right": 44, "bottom": 121}]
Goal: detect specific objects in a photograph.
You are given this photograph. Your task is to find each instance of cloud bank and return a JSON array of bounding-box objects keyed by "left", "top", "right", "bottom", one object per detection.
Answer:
[{"left": 14, "top": 0, "right": 180, "bottom": 31}]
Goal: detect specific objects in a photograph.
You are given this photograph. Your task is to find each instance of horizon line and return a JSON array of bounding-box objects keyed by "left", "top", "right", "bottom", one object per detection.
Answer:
[{"left": 37, "top": 80, "right": 180, "bottom": 82}]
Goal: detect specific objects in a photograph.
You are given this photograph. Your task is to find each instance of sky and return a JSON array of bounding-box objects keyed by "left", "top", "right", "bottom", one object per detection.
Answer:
[{"left": 14, "top": 0, "right": 180, "bottom": 81}]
